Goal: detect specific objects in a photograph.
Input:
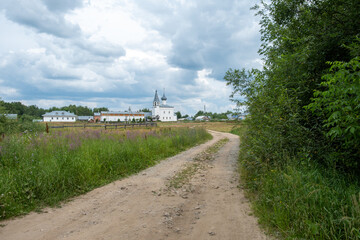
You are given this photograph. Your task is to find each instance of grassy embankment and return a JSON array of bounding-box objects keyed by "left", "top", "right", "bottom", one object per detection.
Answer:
[
  {"left": 231, "top": 126, "right": 360, "bottom": 239},
  {"left": 0, "top": 127, "right": 211, "bottom": 220}
]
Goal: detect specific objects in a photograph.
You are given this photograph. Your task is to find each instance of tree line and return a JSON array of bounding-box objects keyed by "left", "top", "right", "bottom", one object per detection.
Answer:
[{"left": 0, "top": 100, "right": 109, "bottom": 121}]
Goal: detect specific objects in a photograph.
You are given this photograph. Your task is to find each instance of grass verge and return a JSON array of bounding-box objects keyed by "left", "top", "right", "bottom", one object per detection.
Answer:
[
  {"left": 233, "top": 127, "right": 360, "bottom": 239},
  {"left": 0, "top": 127, "right": 212, "bottom": 220}
]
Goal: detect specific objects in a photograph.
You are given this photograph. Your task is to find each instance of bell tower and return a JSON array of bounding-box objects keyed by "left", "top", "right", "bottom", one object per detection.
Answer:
[{"left": 153, "top": 90, "right": 160, "bottom": 107}]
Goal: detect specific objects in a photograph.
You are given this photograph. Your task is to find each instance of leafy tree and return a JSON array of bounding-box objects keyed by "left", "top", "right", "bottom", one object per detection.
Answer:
[
  {"left": 0, "top": 99, "right": 7, "bottom": 134},
  {"left": 175, "top": 111, "right": 182, "bottom": 119},
  {"left": 139, "top": 108, "right": 151, "bottom": 112},
  {"left": 306, "top": 56, "right": 360, "bottom": 167},
  {"left": 93, "top": 107, "right": 109, "bottom": 113},
  {"left": 194, "top": 111, "right": 205, "bottom": 119},
  {"left": 0, "top": 99, "right": 6, "bottom": 114}
]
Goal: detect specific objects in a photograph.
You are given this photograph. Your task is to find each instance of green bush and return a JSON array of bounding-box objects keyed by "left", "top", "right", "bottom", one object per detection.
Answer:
[{"left": 307, "top": 56, "right": 360, "bottom": 170}]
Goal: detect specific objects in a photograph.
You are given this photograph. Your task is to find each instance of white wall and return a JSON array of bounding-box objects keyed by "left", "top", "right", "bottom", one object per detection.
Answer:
[
  {"left": 100, "top": 115, "right": 144, "bottom": 122},
  {"left": 152, "top": 106, "right": 160, "bottom": 118},
  {"left": 155, "top": 107, "right": 177, "bottom": 122},
  {"left": 43, "top": 116, "right": 76, "bottom": 122}
]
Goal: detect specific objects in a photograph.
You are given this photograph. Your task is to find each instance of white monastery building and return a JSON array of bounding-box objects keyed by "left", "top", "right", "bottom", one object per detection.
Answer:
[
  {"left": 152, "top": 90, "right": 177, "bottom": 122},
  {"left": 100, "top": 109, "right": 145, "bottom": 122},
  {"left": 42, "top": 111, "right": 77, "bottom": 122}
]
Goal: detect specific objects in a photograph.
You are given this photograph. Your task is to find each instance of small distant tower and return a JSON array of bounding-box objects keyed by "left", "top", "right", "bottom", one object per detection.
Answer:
[
  {"left": 153, "top": 90, "right": 160, "bottom": 107},
  {"left": 161, "top": 88, "right": 167, "bottom": 105}
]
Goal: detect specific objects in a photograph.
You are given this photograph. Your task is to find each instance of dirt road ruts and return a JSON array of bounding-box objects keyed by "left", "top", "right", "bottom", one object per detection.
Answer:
[{"left": 0, "top": 130, "right": 268, "bottom": 240}]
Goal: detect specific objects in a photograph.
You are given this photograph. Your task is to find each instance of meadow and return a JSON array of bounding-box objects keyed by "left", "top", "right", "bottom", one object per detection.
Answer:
[
  {"left": 158, "top": 121, "right": 240, "bottom": 133},
  {"left": 0, "top": 126, "right": 211, "bottom": 220}
]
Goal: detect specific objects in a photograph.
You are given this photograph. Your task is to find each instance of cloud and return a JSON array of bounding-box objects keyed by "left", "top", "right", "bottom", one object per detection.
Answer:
[
  {"left": 0, "top": 0, "right": 81, "bottom": 38},
  {"left": 41, "top": 0, "right": 83, "bottom": 13},
  {"left": 0, "top": 79, "right": 20, "bottom": 97},
  {"left": 74, "top": 39, "right": 126, "bottom": 59},
  {"left": 133, "top": 0, "right": 262, "bottom": 75},
  {"left": 0, "top": 0, "right": 261, "bottom": 115}
]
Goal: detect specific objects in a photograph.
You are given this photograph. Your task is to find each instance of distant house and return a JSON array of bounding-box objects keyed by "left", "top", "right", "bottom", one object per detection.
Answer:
[
  {"left": 227, "top": 114, "right": 246, "bottom": 120},
  {"left": 77, "top": 116, "right": 94, "bottom": 122},
  {"left": 42, "top": 111, "right": 77, "bottom": 122},
  {"left": 178, "top": 117, "right": 192, "bottom": 121},
  {"left": 94, "top": 112, "right": 101, "bottom": 122},
  {"left": 195, "top": 116, "right": 210, "bottom": 121}
]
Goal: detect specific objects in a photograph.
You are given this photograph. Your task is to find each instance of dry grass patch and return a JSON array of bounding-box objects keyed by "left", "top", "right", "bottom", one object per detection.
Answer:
[
  {"left": 158, "top": 121, "right": 240, "bottom": 133},
  {"left": 167, "top": 138, "right": 229, "bottom": 190}
]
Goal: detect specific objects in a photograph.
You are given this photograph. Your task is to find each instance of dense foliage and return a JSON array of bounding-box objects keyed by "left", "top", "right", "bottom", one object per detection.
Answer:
[
  {"left": 0, "top": 127, "right": 211, "bottom": 220},
  {"left": 0, "top": 99, "right": 44, "bottom": 134},
  {"left": 226, "top": 0, "right": 360, "bottom": 174},
  {"left": 226, "top": 0, "right": 360, "bottom": 238}
]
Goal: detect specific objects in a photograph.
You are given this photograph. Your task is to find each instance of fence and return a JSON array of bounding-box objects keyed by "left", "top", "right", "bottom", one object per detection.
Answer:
[{"left": 46, "top": 122, "right": 157, "bottom": 132}]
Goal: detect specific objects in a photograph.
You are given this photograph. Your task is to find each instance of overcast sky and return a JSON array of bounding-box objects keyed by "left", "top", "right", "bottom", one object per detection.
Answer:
[{"left": 0, "top": 0, "right": 261, "bottom": 115}]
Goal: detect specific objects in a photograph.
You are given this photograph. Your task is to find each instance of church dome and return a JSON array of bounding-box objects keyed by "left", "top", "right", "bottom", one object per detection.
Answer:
[{"left": 161, "top": 93, "right": 167, "bottom": 101}]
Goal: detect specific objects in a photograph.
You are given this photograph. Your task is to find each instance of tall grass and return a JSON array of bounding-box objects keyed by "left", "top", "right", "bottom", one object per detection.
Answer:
[
  {"left": 233, "top": 128, "right": 360, "bottom": 239},
  {"left": 0, "top": 127, "right": 211, "bottom": 220}
]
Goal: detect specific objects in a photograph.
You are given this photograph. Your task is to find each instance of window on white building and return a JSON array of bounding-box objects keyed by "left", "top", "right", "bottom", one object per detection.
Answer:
[
  {"left": 62, "top": 117, "right": 64, "bottom": 120},
  {"left": 169, "top": 111, "right": 170, "bottom": 114}
]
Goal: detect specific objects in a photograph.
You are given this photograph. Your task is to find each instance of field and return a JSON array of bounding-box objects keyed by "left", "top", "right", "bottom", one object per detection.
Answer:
[
  {"left": 158, "top": 121, "right": 240, "bottom": 133},
  {"left": 0, "top": 125, "right": 213, "bottom": 220}
]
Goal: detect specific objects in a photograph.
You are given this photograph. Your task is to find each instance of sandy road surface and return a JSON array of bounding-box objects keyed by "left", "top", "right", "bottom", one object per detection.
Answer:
[{"left": 0, "top": 131, "right": 268, "bottom": 240}]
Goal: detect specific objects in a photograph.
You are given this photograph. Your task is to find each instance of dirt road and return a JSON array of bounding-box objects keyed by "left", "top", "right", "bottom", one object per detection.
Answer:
[{"left": 0, "top": 131, "right": 267, "bottom": 240}]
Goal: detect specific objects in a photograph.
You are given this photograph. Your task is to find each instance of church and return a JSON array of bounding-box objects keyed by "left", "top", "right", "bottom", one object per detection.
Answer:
[{"left": 152, "top": 90, "right": 177, "bottom": 122}]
